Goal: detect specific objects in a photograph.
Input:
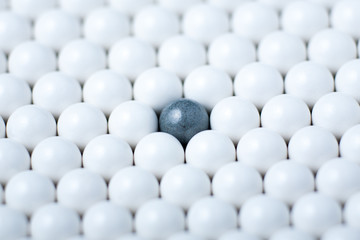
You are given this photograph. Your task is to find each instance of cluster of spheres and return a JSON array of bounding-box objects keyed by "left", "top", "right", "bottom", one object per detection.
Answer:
[{"left": 1, "top": 0, "right": 360, "bottom": 239}]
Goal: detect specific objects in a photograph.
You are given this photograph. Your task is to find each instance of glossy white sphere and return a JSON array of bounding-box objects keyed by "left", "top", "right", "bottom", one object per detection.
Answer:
[
  {"left": 331, "top": 0, "right": 360, "bottom": 39},
  {"left": 108, "top": 101, "right": 158, "bottom": 148},
  {"left": 219, "top": 230, "right": 261, "bottom": 240},
  {"left": 5, "top": 170, "right": 55, "bottom": 215},
  {"left": 0, "top": 205, "right": 28, "bottom": 239},
  {"left": 135, "top": 199, "right": 185, "bottom": 240},
  {"left": 83, "top": 201, "right": 133, "bottom": 240},
  {"left": 83, "top": 70, "right": 132, "bottom": 116},
  {"left": 34, "top": 9, "right": 81, "bottom": 51},
  {"left": 335, "top": 59, "right": 360, "bottom": 102},
  {"left": 58, "top": 39, "right": 107, "bottom": 83},
  {"left": 158, "top": 0, "right": 201, "bottom": 14},
  {"left": 109, "top": 166, "right": 159, "bottom": 212},
  {"left": 269, "top": 228, "right": 316, "bottom": 240},
  {"left": 208, "top": 0, "right": 252, "bottom": 12},
  {"left": 10, "top": 0, "right": 56, "bottom": 19},
  {"left": 207, "top": 33, "right": 256, "bottom": 77},
  {"left": 33, "top": 71, "right": 82, "bottom": 118},
  {"left": 261, "top": 94, "right": 311, "bottom": 140},
  {"left": 160, "top": 164, "right": 211, "bottom": 209},
  {"left": 0, "top": 138, "right": 30, "bottom": 184},
  {"left": 285, "top": 61, "right": 334, "bottom": 107},
  {"left": 212, "top": 162, "right": 262, "bottom": 208},
  {"left": 31, "top": 136, "right": 82, "bottom": 182},
  {"left": 59, "top": 0, "right": 105, "bottom": 17},
  {"left": 0, "top": 11, "right": 31, "bottom": 53},
  {"left": 281, "top": 1, "right": 329, "bottom": 41},
  {"left": 57, "top": 168, "right": 107, "bottom": 213},
  {"left": 264, "top": 160, "right": 315, "bottom": 205},
  {"left": 344, "top": 192, "right": 360, "bottom": 228},
  {"left": 312, "top": 92, "right": 360, "bottom": 138},
  {"left": 134, "top": 132, "right": 184, "bottom": 178},
  {"left": 108, "top": 0, "right": 153, "bottom": 15},
  {"left": 8, "top": 41, "right": 56, "bottom": 85},
  {"left": 232, "top": 2, "right": 279, "bottom": 44},
  {"left": 134, "top": 67, "right": 182, "bottom": 113},
  {"left": 186, "top": 130, "right": 236, "bottom": 176},
  {"left": 169, "top": 232, "right": 207, "bottom": 240},
  {"left": 210, "top": 96, "right": 260, "bottom": 144},
  {"left": 308, "top": 29, "right": 357, "bottom": 72},
  {"left": 258, "top": 31, "right": 306, "bottom": 74},
  {"left": 322, "top": 225, "right": 360, "bottom": 240},
  {"left": 84, "top": 8, "right": 130, "bottom": 49},
  {"left": 184, "top": 66, "right": 233, "bottom": 111},
  {"left": 340, "top": 124, "right": 360, "bottom": 164},
  {"left": 237, "top": 127, "right": 287, "bottom": 174},
  {"left": 234, "top": 62, "right": 283, "bottom": 109},
  {"left": 239, "top": 194, "right": 290, "bottom": 239},
  {"left": 187, "top": 197, "right": 237, "bottom": 239},
  {"left": 57, "top": 103, "right": 107, "bottom": 149},
  {"left": 133, "top": 5, "right": 180, "bottom": 47},
  {"left": 0, "top": 73, "right": 31, "bottom": 119},
  {"left": 6, "top": 105, "right": 56, "bottom": 151},
  {"left": 288, "top": 126, "right": 339, "bottom": 171},
  {"left": 30, "top": 203, "right": 80, "bottom": 240},
  {"left": 158, "top": 35, "right": 206, "bottom": 79},
  {"left": 83, "top": 134, "right": 133, "bottom": 181},
  {"left": 291, "top": 193, "right": 342, "bottom": 237}
]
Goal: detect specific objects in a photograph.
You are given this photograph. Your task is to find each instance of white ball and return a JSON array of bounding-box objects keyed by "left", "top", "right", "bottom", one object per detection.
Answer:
[
  {"left": 134, "top": 67, "right": 182, "bottom": 113},
  {"left": 187, "top": 197, "right": 237, "bottom": 239},
  {"left": 10, "top": 0, "right": 56, "bottom": 19},
  {"left": 212, "top": 162, "right": 262, "bottom": 208},
  {"left": 335, "top": 59, "right": 360, "bottom": 102},
  {"left": 160, "top": 164, "right": 211, "bottom": 209},
  {"left": 185, "top": 130, "right": 236, "bottom": 176},
  {"left": 0, "top": 11, "right": 31, "bottom": 53},
  {"left": 31, "top": 136, "right": 82, "bottom": 182},
  {"left": 109, "top": 166, "right": 159, "bottom": 212},
  {"left": 120, "top": 234, "right": 148, "bottom": 240},
  {"left": 219, "top": 230, "right": 261, "bottom": 240},
  {"left": 0, "top": 205, "right": 28, "bottom": 239},
  {"left": 233, "top": 62, "right": 283, "bottom": 109},
  {"left": 344, "top": 192, "right": 360, "bottom": 228},
  {"left": 5, "top": 170, "right": 55, "bottom": 215},
  {"left": 33, "top": 71, "right": 82, "bottom": 118},
  {"left": 108, "top": 37, "right": 156, "bottom": 81},
  {"left": 135, "top": 199, "right": 185, "bottom": 240},
  {"left": 307, "top": 0, "right": 339, "bottom": 8},
  {"left": 59, "top": 0, "right": 105, "bottom": 17},
  {"left": 239, "top": 194, "right": 290, "bottom": 239},
  {"left": 133, "top": 5, "right": 180, "bottom": 47},
  {"left": 83, "top": 201, "right": 133, "bottom": 239},
  {"left": 57, "top": 168, "right": 107, "bottom": 214},
  {"left": 288, "top": 126, "right": 339, "bottom": 171},
  {"left": 237, "top": 127, "right": 287, "bottom": 174},
  {"left": 269, "top": 228, "right": 316, "bottom": 240},
  {"left": 258, "top": 0, "right": 298, "bottom": 10},
  {"left": 108, "top": 0, "right": 153, "bottom": 15},
  {"left": 261, "top": 94, "right": 311, "bottom": 140},
  {"left": 58, "top": 103, "right": 107, "bottom": 149},
  {"left": 158, "top": 35, "right": 206, "bottom": 79},
  {"left": 0, "top": 73, "right": 31, "bottom": 119},
  {"left": 8, "top": 41, "right": 57, "bottom": 85},
  {"left": 34, "top": 9, "right": 81, "bottom": 51},
  {"left": 0, "top": 138, "right": 30, "bottom": 184},
  {"left": 134, "top": 132, "right": 184, "bottom": 178},
  {"left": 308, "top": 29, "right": 357, "bottom": 73},
  {"left": 281, "top": 1, "right": 329, "bottom": 41},
  {"left": 292, "top": 193, "right": 342, "bottom": 236},
  {"left": 30, "top": 203, "right": 80, "bottom": 240},
  {"left": 108, "top": 101, "right": 158, "bottom": 148},
  {"left": 83, "top": 70, "right": 132, "bottom": 116},
  {"left": 285, "top": 61, "right": 334, "bottom": 107},
  {"left": 182, "top": 4, "right": 229, "bottom": 45},
  {"left": 340, "top": 124, "right": 360, "bottom": 164},
  {"left": 331, "top": 0, "right": 360, "bottom": 39},
  {"left": 83, "top": 134, "right": 133, "bottom": 181},
  {"left": 158, "top": 0, "right": 201, "bottom": 14},
  {"left": 312, "top": 92, "right": 360, "bottom": 138},
  {"left": 210, "top": 96, "right": 260, "bottom": 144},
  {"left": 208, "top": 0, "right": 252, "bottom": 12},
  {"left": 184, "top": 66, "right": 233, "bottom": 111},
  {"left": 6, "top": 105, "right": 56, "bottom": 151},
  {"left": 264, "top": 160, "right": 315, "bottom": 205},
  {"left": 258, "top": 31, "right": 306, "bottom": 74},
  {"left": 84, "top": 8, "right": 130, "bottom": 49},
  {"left": 232, "top": 2, "right": 279, "bottom": 43},
  {"left": 322, "top": 225, "right": 360, "bottom": 240},
  {"left": 58, "top": 39, "right": 107, "bottom": 84},
  {"left": 316, "top": 158, "right": 360, "bottom": 203},
  {"left": 208, "top": 33, "right": 256, "bottom": 77},
  {"left": 168, "top": 232, "right": 207, "bottom": 240}
]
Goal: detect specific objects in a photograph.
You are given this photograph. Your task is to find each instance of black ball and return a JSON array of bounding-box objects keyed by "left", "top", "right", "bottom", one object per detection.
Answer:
[{"left": 159, "top": 98, "right": 209, "bottom": 145}]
